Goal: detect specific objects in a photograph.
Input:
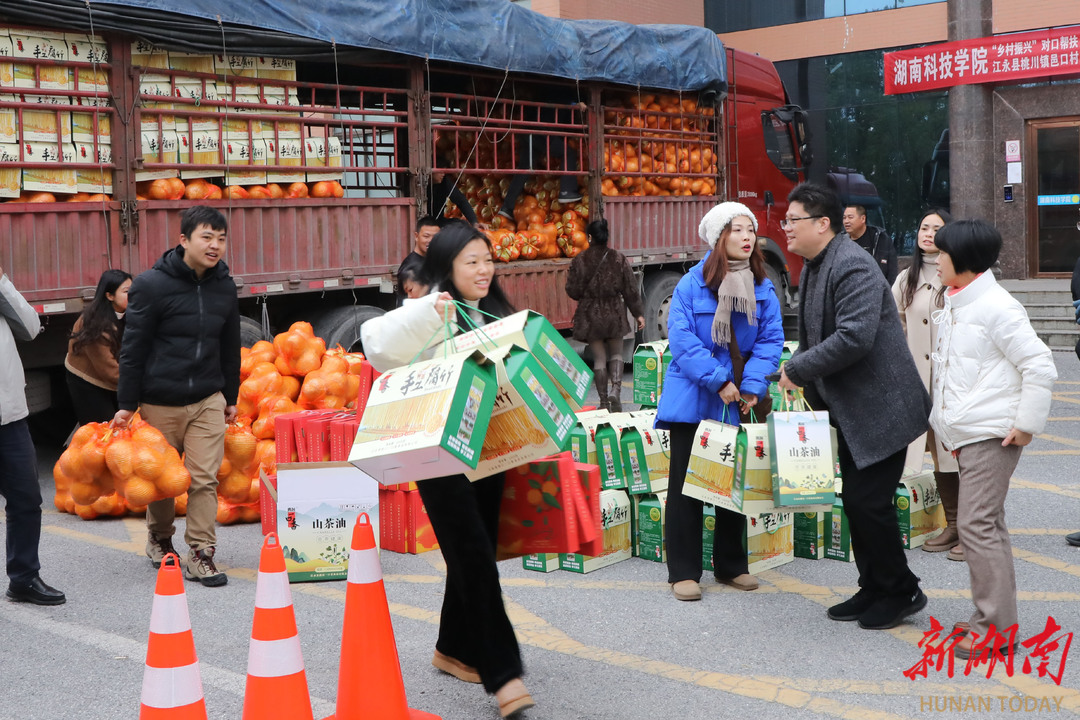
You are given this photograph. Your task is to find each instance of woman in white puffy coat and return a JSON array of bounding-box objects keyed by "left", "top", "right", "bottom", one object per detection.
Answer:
[
  {"left": 929, "top": 220, "right": 1057, "bottom": 659},
  {"left": 892, "top": 210, "right": 962, "bottom": 558}
]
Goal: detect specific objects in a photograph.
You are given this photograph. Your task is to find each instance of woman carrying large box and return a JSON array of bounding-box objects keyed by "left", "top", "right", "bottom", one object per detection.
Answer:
[{"left": 361, "top": 220, "right": 534, "bottom": 719}]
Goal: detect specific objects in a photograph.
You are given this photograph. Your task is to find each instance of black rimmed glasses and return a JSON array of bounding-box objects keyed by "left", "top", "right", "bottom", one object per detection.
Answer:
[{"left": 780, "top": 215, "right": 824, "bottom": 229}]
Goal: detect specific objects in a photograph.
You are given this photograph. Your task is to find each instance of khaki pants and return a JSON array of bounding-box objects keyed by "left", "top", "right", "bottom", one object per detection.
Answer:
[
  {"left": 956, "top": 438, "right": 1022, "bottom": 641},
  {"left": 140, "top": 393, "right": 226, "bottom": 552}
]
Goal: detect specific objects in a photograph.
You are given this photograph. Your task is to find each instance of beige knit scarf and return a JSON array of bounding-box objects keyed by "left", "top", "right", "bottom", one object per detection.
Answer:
[{"left": 711, "top": 259, "right": 757, "bottom": 348}]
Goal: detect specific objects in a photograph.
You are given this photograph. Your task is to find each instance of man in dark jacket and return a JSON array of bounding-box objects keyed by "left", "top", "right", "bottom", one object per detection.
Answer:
[
  {"left": 842, "top": 204, "right": 897, "bottom": 284},
  {"left": 779, "top": 183, "right": 930, "bottom": 630},
  {"left": 114, "top": 206, "right": 240, "bottom": 587}
]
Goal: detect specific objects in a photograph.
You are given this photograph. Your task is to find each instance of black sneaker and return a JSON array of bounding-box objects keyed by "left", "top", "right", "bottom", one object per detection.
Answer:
[
  {"left": 857, "top": 589, "right": 928, "bottom": 630},
  {"left": 558, "top": 191, "right": 582, "bottom": 203},
  {"left": 827, "top": 588, "right": 878, "bottom": 622},
  {"left": 1066, "top": 531, "right": 1080, "bottom": 547}
]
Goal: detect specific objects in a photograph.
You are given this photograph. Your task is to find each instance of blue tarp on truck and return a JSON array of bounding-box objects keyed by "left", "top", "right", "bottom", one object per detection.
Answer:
[{"left": 0, "top": 0, "right": 726, "bottom": 94}]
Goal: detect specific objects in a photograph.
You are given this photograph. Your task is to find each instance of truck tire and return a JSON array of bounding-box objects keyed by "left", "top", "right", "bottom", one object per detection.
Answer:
[
  {"left": 24, "top": 370, "right": 51, "bottom": 415},
  {"left": 641, "top": 271, "right": 682, "bottom": 343},
  {"left": 239, "top": 316, "right": 268, "bottom": 348},
  {"left": 765, "top": 262, "right": 786, "bottom": 310},
  {"left": 314, "top": 305, "right": 385, "bottom": 353}
]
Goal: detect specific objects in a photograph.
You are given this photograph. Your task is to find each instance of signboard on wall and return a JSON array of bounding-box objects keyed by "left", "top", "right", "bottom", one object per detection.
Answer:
[{"left": 884, "top": 26, "right": 1080, "bottom": 95}]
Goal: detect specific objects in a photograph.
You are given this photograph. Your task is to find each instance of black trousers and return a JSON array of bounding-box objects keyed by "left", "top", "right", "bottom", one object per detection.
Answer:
[
  {"left": 416, "top": 472, "right": 522, "bottom": 694},
  {"left": 65, "top": 371, "right": 118, "bottom": 425},
  {"left": 837, "top": 430, "right": 920, "bottom": 597},
  {"left": 664, "top": 422, "right": 748, "bottom": 583},
  {"left": 0, "top": 419, "right": 43, "bottom": 585}
]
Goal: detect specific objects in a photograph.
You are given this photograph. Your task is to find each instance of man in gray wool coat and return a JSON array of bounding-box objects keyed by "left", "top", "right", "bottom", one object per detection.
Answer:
[{"left": 779, "top": 182, "right": 931, "bottom": 631}]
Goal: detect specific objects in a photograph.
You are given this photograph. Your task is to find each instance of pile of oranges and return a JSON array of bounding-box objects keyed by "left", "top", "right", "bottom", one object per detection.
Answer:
[
  {"left": 54, "top": 320, "right": 366, "bottom": 523},
  {"left": 136, "top": 178, "right": 344, "bottom": 201}
]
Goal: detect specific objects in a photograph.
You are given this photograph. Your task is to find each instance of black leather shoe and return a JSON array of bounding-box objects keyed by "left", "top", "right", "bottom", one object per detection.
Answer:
[
  {"left": 1066, "top": 531, "right": 1080, "bottom": 547},
  {"left": 7, "top": 577, "right": 66, "bottom": 606},
  {"left": 827, "top": 588, "right": 878, "bottom": 622},
  {"left": 858, "top": 588, "right": 927, "bottom": 630}
]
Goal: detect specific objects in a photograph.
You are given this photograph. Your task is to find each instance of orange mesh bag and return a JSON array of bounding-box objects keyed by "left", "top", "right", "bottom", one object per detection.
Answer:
[
  {"left": 240, "top": 340, "right": 277, "bottom": 381},
  {"left": 273, "top": 322, "right": 325, "bottom": 377}
]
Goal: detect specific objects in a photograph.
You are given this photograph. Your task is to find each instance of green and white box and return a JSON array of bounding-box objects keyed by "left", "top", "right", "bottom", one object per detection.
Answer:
[
  {"left": 438, "top": 309, "right": 593, "bottom": 409},
  {"left": 349, "top": 350, "right": 496, "bottom": 484},
  {"left": 621, "top": 412, "right": 670, "bottom": 495},
  {"left": 466, "top": 345, "right": 576, "bottom": 479},
  {"left": 745, "top": 511, "right": 794, "bottom": 574},
  {"left": 522, "top": 553, "right": 561, "bottom": 573},
  {"left": 632, "top": 341, "right": 668, "bottom": 406},
  {"left": 593, "top": 421, "right": 626, "bottom": 490},
  {"left": 825, "top": 497, "right": 855, "bottom": 563},
  {"left": 896, "top": 470, "right": 944, "bottom": 550},
  {"left": 632, "top": 491, "right": 667, "bottom": 563},
  {"left": 702, "top": 505, "right": 716, "bottom": 573},
  {"left": 794, "top": 510, "right": 824, "bottom": 560},
  {"left": 559, "top": 489, "right": 631, "bottom": 573}
]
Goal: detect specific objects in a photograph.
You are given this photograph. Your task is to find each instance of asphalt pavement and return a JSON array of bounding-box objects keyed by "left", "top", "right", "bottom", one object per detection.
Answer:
[{"left": 3, "top": 353, "right": 1080, "bottom": 720}]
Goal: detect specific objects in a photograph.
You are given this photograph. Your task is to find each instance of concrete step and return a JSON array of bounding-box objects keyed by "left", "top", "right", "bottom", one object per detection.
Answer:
[
  {"left": 1040, "top": 329, "right": 1080, "bottom": 351},
  {"left": 1007, "top": 290, "right": 1072, "bottom": 304},
  {"left": 1030, "top": 317, "right": 1080, "bottom": 333},
  {"left": 1025, "top": 303, "right": 1077, "bottom": 319}
]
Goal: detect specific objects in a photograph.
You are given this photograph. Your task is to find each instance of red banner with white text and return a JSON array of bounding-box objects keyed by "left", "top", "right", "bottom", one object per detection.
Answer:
[{"left": 884, "top": 26, "right": 1080, "bottom": 95}]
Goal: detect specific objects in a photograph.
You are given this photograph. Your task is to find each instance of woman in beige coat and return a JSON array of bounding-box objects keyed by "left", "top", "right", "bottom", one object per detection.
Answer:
[{"left": 892, "top": 209, "right": 963, "bottom": 560}]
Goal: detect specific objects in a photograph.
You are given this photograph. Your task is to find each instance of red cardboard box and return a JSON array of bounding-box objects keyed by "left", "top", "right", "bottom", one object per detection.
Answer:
[
  {"left": 496, "top": 452, "right": 581, "bottom": 560},
  {"left": 403, "top": 489, "right": 439, "bottom": 554},
  {"left": 274, "top": 411, "right": 305, "bottom": 465},
  {"left": 259, "top": 471, "right": 278, "bottom": 536},
  {"left": 575, "top": 462, "right": 603, "bottom": 556}
]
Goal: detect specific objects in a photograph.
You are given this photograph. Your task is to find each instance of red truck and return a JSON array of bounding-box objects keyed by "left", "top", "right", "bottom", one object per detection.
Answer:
[{"left": 0, "top": 6, "right": 808, "bottom": 415}]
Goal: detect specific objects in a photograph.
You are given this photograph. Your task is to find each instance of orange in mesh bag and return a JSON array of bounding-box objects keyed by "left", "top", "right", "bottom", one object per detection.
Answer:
[
  {"left": 273, "top": 321, "right": 325, "bottom": 377},
  {"left": 240, "top": 340, "right": 277, "bottom": 381},
  {"left": 252, "top": 394, "right": 299, "bottom": 439},
  {"left": 298, "top": 353, "right": 360, "bottom": 410},
  {"left": 237, "top": 362, "right": 286, "bottom": 420}
]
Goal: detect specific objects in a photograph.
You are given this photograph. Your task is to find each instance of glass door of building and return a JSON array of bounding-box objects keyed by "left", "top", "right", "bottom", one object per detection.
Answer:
[{"left": 1030, "top": 120, "right": 1080, "bottom": 276}]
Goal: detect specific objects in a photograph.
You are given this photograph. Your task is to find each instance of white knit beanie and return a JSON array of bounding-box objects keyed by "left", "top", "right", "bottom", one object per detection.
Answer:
[{"left": 698, "top": 201, "right": 758, "bottom": 248}]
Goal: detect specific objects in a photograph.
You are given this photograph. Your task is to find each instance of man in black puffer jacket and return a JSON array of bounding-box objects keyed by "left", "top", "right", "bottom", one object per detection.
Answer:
[{"left": 114, "top": 206, "right": 240, "bottom": 587}]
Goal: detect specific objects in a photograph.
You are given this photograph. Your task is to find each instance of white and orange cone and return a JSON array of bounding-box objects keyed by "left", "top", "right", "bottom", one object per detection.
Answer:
[
  {"left": 140, "top": 553, "right": 208, "bottom": 720},
  {"left": 242, "top": 533, "right": 313, "bottom": 720},
  {"left": 323, "top": 512, "right": 440, "bottom": 720}
]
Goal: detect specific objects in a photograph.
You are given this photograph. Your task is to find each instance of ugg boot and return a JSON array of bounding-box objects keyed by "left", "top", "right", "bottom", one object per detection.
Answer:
[
  {"left": 607, "top": 359, "right": 623, "bottom": 413},
  {"left": 923, "top": 471, "right": 960, "bottom": 552},
  {"left": 593, "top": 367, "right": 609, "bottom": 411}
]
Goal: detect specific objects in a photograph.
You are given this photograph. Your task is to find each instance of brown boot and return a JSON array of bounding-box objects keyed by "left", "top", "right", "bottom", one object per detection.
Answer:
[
  {"left": 593, "top": 367, "right": 609, "bottom": 412},
  {"left": 923, "top": 471, "right": 960, "bottom": 552},
  {"left": 607, "top": 359, "right": 623, "bottom": 413}
]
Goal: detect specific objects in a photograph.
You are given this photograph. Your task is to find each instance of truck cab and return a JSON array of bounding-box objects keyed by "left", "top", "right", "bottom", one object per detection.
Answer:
[{"left": 725, "top": 48, "right": 810, "bottom": 311}]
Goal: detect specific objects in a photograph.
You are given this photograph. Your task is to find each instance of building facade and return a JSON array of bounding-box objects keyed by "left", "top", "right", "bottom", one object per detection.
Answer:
[{"left": 711, "top": 0, "right": 1080, "bottom": 278}]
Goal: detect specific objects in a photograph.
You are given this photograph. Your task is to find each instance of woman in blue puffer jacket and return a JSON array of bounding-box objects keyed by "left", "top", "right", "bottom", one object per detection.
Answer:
[{"left": 657, "top": 201, "right": 785, "bottom": 602}]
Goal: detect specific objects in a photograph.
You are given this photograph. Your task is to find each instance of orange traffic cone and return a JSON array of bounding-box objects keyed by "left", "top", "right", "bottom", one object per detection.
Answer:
[
  {"left": 242, "top": 533, "right": 313, "bottom": 720},
  {"left": 140, "top": 553, "right": 208, "bottom": 720},
  {"left": 323, "top": 512, "right": 440, "bottom": 720}
]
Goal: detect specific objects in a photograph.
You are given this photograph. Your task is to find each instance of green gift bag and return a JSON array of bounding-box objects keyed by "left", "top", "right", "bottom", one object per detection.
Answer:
[{"left": 727, "top": 410, "right": 777, "bottom": 515}]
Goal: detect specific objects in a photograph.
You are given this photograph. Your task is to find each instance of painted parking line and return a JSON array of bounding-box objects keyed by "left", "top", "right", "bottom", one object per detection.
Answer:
[
  {"left": 28, "top": 519, "right": 1080, "bottom": 715},
  {"left": 1035, "top": 433, "right": 1080, "bottom": 449},
  {"left": 1012, "top": 478, "right": 1080, "bottom": 501}
]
